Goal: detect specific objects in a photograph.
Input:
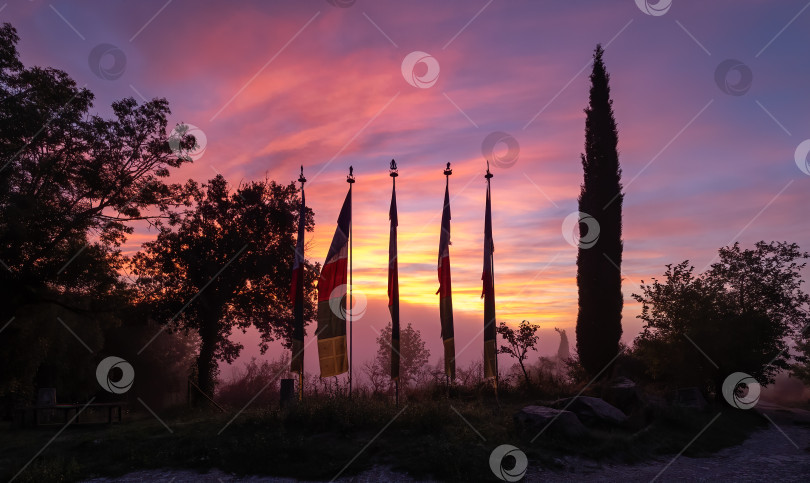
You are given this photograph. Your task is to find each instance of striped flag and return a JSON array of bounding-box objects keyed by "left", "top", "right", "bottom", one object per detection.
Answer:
[
  {"left": 388, "top": 179, "right": 400, "bottom": 380},
  {"left": 289, "top": 177, "right": 306, "bottom": 374},
  {"left": 316, "top": 188, "right": 351, "bottom": 377},
  {"left": 437, "top": 178, "right": 455, "bottom": 380},
  {"left": 482, "top": 177, "right": 497, "bottom": 380}
]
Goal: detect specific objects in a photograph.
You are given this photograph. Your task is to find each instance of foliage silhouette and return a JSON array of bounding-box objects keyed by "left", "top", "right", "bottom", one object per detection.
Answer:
[
  {"left": 497, "top": 320, "right": 540, "bottom": 387},
  {"left": 366, "top": 321, "right": 430, "bottom": 393},
  {"left": 0, "top": 22, "right": 194, "bottom": 406},
  {"left": 131, "top": 175, "right": 317, "bottom": 396},
  {"left": 633, "top": 241, "right": 810, "bottom": 398},
  {"left": 576, "top": 44, "right": 624, "bottom": 378}
]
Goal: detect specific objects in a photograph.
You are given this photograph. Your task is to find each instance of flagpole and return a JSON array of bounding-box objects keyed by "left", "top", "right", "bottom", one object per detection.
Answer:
[
  {"left": 485, "top": 161, "right": 499, "bottom": 401},
  {"left": 389, "top": 170, "right": 392, "bottom": 407},
  {"left": 393, "top": 170, "right": 398, "bottom": 408},
  {"left": 443, "top": 162, "right": 453, "bottom": 398},
  {"left": 390, "top": 160, "right": 399, "bottom": 408},
  {"left": 298, "top": 166, "right": 307, "bottom": 402},
  {"left": 347, "top": 166, "right": 355, "bottom": 398}
]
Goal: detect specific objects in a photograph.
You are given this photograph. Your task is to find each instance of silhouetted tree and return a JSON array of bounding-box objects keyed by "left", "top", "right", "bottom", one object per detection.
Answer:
[
  {"left": 497, "top": 320, "right": 540, "bottom": 386},
  {"left": 0, "top": 22, "right": 194, "bottom": 405},
  {"left": 368, "top": 322, "right": 430, "bottom": 390},
  {"left": 634, "top": 241, "right": 809, "bottom": 399},
  {"left": 575, "top": 44, "right": 624, "bottom": 378},
  {"left": 131, "top": 175, "right": 317, "bottom": 396}
]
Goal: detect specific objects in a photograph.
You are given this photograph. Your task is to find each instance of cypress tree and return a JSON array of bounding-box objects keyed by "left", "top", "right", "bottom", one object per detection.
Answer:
[{"left": 575, "top": 45, "right": 623, "bottom": 377}]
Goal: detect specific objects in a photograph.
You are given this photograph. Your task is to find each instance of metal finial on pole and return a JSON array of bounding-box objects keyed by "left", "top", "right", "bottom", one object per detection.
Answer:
[
  {"left": 389, "top": 159, "right": 398, "bottom": 177},
  {"left": 485, "top": 160, "right": 493, "bottom": 179},
  {"left": 299, "top": 165, "right": 306, "bottom": 184},
  {"left": 347, "top": 166, "right": 354, "bottom": 398},
  {"left": 443, "top": 162, "right": 452, "bottom": 177}
]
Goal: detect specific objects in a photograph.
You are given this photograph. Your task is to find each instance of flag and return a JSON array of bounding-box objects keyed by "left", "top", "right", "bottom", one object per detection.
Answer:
[
  {"left": 482, "top": 179, "right": 497, "bottom": 380},
  {"left": 437, "top": 178, "right": 455, "bottom": 380},
  {"left": 316, "top": 188, "right": 351, "bottom": 377},
  {"left": 388, "top": 180, "right": 400, "bottom": 380},
  {"left": 290, "top": 179, "right": 306, "bottom": 374}
]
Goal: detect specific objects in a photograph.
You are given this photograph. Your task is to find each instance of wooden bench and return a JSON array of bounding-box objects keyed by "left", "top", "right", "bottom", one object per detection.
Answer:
[{"left": 16, "top": 388, "right": 127, "bottom": 427}]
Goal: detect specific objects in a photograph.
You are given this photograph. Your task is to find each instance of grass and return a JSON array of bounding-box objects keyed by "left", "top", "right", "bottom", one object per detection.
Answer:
[{"left": 0, "top": 393, "right": 767, "bottom": 482}]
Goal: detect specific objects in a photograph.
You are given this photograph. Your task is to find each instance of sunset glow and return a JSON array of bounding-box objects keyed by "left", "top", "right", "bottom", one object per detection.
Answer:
[{"left": 7, "top": 0, "right": 809, "bottom": 370}]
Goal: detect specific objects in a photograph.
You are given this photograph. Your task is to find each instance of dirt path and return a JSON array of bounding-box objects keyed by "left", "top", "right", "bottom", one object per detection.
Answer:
[
  {"left": 83, "top": 403, "right": 810, "bottom": 482},
  {"left": 530, "top": 402, "right": 810, "bottom": 482}
]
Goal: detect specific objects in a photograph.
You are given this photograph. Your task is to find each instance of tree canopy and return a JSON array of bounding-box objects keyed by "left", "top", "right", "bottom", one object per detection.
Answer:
[
  {"left": 0, "top": 22, "right": 195, "bottom": 403},
  {"left": 576, "top": 44, "right": 624, "bottom": 378},
  {"left": 497, "top": 320, "right": 540, "bottom": 386},
  {"left": 633, "top": 241, "right": 809, "bottom": 397},
  {"left": 366, "top": 321, "right": 430, "bottom": 392},
  {"left": 131, "top": 175, "right": 317, "bottom": 396}
]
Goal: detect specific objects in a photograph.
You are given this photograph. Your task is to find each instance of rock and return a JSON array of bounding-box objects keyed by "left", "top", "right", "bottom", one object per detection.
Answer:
[
  {"left": 676, "top": 387, "right": 708, "bottom": 410},
  {"left": 605, "top": 377, "right": 638, "bottom": 410},
  {"left": 625, "top": 392, "right": 668, "bottom": 429},
  {"left": 514, "top": 405, "right": 587, "bottom": 438},
  {"left": 551, "top": 396, "right": 628, "bottom": 427}
]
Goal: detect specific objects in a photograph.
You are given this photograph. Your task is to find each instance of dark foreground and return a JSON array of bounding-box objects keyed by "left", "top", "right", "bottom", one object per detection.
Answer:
[{"left": 1, "top": 397, "right": 805, "bottom": 482}]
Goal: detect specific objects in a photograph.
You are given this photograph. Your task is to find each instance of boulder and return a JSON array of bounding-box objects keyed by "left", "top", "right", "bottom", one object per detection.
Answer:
[
  {"left": 604, "top": 376, "right": 639, "bottom": 412},
  {"left": 514, "top": 405, "right": 587, "bottom": 438},
  {"left": 625, "top": 392, "right": 668, "bottom": 429},
  {"left": 551, "top": 396, "right": 628, "bottom": 427}
]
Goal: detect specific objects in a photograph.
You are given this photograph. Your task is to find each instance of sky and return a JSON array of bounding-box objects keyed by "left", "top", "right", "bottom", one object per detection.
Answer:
[{"left": 4, "top": 0, "right": 810, "bottom": 378}]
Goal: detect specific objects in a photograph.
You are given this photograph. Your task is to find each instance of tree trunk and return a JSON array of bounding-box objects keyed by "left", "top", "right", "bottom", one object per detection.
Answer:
[
  {"left": 519, "top": 360, "right": 531, "bottom": 387},
  {"left": 196, "top": 317, "right": 219, "bottom": 398}
]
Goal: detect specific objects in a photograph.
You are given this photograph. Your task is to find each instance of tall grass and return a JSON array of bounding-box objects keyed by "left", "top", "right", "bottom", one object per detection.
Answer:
[{"left": 0, "top": 355, "right": 767, "bottom": 482}]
